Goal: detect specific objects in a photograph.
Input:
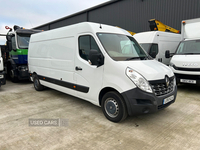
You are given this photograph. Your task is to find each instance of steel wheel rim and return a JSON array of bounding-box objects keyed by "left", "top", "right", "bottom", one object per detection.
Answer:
[{"left": 104, "top": 98, "right": 119, "bottom": 118}]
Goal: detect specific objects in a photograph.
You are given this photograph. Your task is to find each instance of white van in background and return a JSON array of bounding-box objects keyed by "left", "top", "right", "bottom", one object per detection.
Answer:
[
  {"left": 167, "top": 18, "right": 200, "bottom": 85},
  {"left": 0, "top": 46, "right": 6, "bottom": 87},
  {"left": 134, "top": 31, "right": 181, "bottom": 65},
  {"left": 28, "top": 22, "right": 177, "bottom": 122}
]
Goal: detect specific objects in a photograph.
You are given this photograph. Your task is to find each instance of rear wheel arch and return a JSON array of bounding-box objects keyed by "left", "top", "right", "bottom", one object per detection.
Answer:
[{"left": 32, "top": 73, "right": 44, "bottom": 91}]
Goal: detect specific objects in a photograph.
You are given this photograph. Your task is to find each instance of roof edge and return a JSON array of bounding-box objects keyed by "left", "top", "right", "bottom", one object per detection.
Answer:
[{"left": 34, "top": 0, "right": 121, "bottom": 29}]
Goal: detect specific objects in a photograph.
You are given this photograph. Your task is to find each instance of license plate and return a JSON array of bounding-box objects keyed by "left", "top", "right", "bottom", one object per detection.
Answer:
[
  {"left": 163, "top": 95, "right": 174, "bottom": 105},
  {"left": 180, "top": 79, "right": 196, "bottom": 84},
  {"left": 0, "top": 75, "right": 3, "bottom": 79}
]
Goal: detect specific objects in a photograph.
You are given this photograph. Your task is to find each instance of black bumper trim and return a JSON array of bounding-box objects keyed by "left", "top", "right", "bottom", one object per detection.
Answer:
[
  {"left": 121, "top": 86, "right": 177, "bottom": 116},
  {"left": 37, "top": 75, "right": 89, "bottom": 93},
  {"left": 0, "top": 72, "right": 6, "bottom": 85}
]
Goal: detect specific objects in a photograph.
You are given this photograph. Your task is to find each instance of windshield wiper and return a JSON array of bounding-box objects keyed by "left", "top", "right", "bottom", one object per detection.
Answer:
[
  {"left": 126, "top": 56, "right": 148, "bottom": 61},
  {"left": 179, "top": 53, "right": 200, "bottom": 55},
  {"left": 126, "top": 57, "right": 140, "bottom": 60}
]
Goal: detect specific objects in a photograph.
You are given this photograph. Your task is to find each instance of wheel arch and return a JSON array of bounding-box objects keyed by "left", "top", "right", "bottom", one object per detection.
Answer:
[
  {"left": 99, "top": 87, "right": 132, "bottom": 116},
  {"left": 99, "top": 87, "right": 121, "bottom": 106}
]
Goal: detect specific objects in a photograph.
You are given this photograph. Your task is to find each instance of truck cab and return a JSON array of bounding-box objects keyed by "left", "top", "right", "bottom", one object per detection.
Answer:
[
  {"left": 3, "top": 26, "right": 41, "bottom": 82},
  {"left": 169, "top": 18, "right": 200, "bottom": 85}
]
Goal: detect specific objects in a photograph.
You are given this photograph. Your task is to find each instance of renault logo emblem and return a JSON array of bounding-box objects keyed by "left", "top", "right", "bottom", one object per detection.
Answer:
[{"left": 165, "top": 76, "right": 170, "bottom": 87}]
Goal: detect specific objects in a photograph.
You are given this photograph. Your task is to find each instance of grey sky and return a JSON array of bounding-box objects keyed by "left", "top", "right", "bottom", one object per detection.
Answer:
[{"left": 0, "top": 0, "right": 109, "bottom": 44}]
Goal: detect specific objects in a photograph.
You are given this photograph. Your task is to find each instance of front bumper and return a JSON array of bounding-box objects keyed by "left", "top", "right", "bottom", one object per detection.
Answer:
[
  {"left": 175, "top": 73, "right": 200, "bottom": 85},
  {"left": 169, "top": 66, "right": 200, "bottom": 85},
  {"left": 0, "top": 72, "right": 6, "bottom": 85},
  {"left": 121, "top": 86, "right": 177, "bottom": 116}
]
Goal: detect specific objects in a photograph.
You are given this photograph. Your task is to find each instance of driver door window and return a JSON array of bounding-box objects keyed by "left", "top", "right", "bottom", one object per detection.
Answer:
[
  {"left": 149, "top": 44, "right": 158, "bottom": 57},
  {"left": 79, "top": 35, "right": 100, "bottom": 61}
]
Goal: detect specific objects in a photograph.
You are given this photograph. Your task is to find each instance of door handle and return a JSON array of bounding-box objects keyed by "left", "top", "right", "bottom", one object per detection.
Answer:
[{"left": 75, "top": 66, "right": 82, "bottom": 71}]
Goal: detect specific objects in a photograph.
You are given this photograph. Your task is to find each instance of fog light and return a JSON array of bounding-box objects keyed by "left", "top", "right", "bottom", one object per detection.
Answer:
[{"left": 142, "top": 108, "right": 150, "bottom": 114}]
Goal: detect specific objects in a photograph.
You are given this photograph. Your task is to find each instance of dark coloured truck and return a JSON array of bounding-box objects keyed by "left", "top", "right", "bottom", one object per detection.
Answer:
[{"left": 0, "top": 25, "right": 41, "bottom": 82}]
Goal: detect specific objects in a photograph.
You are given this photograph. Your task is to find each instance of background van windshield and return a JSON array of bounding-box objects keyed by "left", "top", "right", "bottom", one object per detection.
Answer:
[
  {"left": 97, "top": 33, "right": 148, "bottom": 61},
  {"left": 176, "top": 40, "right": 200, "bottom": 54}
]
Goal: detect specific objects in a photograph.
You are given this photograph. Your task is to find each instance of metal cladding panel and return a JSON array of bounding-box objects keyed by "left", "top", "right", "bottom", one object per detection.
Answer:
[
  {"left": 89, "top": 0, "right": 200, "bottom": 33},
  {"left": 36, "top": 25, "right": 49, "bottom": 31},
  {"left": 50, "top": 13, "right": 87, "bottom": 29},
  {"left": 34, "top": 0, "right": 200, "bottom": 33}
]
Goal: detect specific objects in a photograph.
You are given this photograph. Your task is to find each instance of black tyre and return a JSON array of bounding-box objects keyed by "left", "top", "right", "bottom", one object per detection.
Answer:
[
  {"left": 101, "top": 91, "right": 127, "bottom": 123},
  {"left": 33, "top": 74, "right": 44, "bottom": 91},
  {"left": 9, "top": 69, "right": 19, "bottom": 83}
]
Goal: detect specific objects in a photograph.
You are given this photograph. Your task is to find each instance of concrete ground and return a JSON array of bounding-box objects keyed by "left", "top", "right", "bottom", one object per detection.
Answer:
[{"left": 0, "top": 80, "right": 200, "bottom": 150}]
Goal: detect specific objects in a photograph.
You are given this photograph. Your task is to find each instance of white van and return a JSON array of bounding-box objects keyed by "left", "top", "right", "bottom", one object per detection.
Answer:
[
  {"left": 0, "top": 46, "right": 6, "bottom": 87},
  {"left": 167, "top": 18, "right": 200, "bottom": 85},
  {"left": 28, "top": 22, "right": 177, "bottom": 122},
  {"left": 134, "top": 31, "right": 181, "bottom": 65}
]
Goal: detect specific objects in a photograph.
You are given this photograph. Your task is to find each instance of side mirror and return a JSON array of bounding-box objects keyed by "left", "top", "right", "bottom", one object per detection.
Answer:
[
  {"left": 150, "top": 51, "right": 157, "bottom": 58},
  {"left": 6, "top": 34, "right": 16, "bottom": 52},
  {"left": 6, "top": 35, "right": 12, "bottom": 41},
  {"left": 165, "top": 50, "right": 170, "bottom": 58},
  {"left": 6, "top": 41, "right": 13, "bottom": 52},
  {"left": 88, "top": 49, "right": 104, "bottom": 67}
]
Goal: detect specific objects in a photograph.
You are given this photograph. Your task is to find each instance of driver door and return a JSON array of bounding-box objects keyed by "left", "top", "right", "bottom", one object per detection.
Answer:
[{"left": 74, "top": 34, "right": 104, "bottom": 103}]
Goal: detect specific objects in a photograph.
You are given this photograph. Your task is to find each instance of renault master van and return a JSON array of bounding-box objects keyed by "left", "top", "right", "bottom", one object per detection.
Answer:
[
  {"left": 28, "top": 22, "right": 177, "bottom": 122},
  {"left": 134, "top": 31, "right": 181, "bottom": 65}
]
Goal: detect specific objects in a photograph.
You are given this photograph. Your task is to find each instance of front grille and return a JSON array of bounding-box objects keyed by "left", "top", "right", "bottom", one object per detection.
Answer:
[
  {"left": 150, "top": 77, "right": 174, "bottom": 97},
  {"left": 173, "top": 65, "right": 200, "bottom": 72}
]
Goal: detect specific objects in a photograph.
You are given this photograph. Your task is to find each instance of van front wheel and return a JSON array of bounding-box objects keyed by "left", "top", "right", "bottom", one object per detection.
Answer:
[
  {"left": 33, "top": 75, "right": 44, "bottom": 91},
  {"left": 101, "top": 91, "right": 127, "bottom": 123}
]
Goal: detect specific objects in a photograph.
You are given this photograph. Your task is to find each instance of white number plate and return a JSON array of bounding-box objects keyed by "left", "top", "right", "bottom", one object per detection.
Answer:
[
  {"left": 163, "top": 95, "right": 174, "bottom": 105},
  {"left": 180, "top": 79, "right": 196, "bottom": 84},
  {"left": 0, "top": 75, "right": 3, "bottom": 79}
]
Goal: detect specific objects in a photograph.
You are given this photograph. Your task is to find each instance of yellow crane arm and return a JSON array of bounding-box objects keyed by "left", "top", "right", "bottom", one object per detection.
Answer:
[
  {"left": 148, "top": 19, "right": 180, "bottom": 33},
  {"left": 116, "top": 26, "right": 136, "bottom": 35},
  {"left": 127, "top": 30, "right": 136, "bottom": 36}
]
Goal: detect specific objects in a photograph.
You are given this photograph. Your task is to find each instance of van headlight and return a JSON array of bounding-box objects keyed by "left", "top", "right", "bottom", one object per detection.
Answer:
[
  {"left": 173, "top": 77, "right": 176, "bottom": 90},
  {"left": 126, "top": 67, "right": 153, "bottom": 93}
]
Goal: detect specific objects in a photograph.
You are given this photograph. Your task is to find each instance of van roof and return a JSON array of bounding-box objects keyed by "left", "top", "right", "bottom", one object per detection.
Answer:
[
  {"left": 133, "top": 31, "right": 181, "bottom": 43},
  {"left": 30, "top": 22, "right": 131, "bottom": 42}
]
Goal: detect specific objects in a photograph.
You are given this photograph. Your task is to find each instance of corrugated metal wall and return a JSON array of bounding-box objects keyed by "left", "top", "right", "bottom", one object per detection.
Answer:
[{"left": 35, "top": 0, "right": 200, "bottom": 33}]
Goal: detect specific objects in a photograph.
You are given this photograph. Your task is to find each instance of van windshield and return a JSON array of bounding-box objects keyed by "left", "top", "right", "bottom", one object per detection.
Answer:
[
  {"left": 97, "top": 33, "right": 149, "bottom": 61},
  {"left": 176, "top": 40, "right": 200, "bottom": 54},
  {"left": 140, "top": 43, "right": 151, "bottom": 53}
]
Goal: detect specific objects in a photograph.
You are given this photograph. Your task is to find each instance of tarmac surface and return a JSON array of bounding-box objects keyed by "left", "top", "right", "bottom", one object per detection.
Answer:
[{"left": 0, "top": 80, "right": 200, "bottom": 150}]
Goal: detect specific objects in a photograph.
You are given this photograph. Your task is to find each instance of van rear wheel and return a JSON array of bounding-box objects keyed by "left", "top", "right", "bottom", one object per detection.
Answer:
[
  {"left": 33, "top": 74, "right": 44, "bottom": 91},
  {"left": 101, "top": 91, "right": 127, "bottom": 123}
]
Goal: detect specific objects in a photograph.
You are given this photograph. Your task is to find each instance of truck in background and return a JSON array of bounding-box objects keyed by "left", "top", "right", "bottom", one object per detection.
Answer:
[
  {"left": 0, "top": 25, "right": 41, "bottom": 82},
  {"left": 166, "top": 18, "right": 200, "bottom": 85},
  {"left": 134, "top": 31, "right": 181, "bottom": 65}
]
